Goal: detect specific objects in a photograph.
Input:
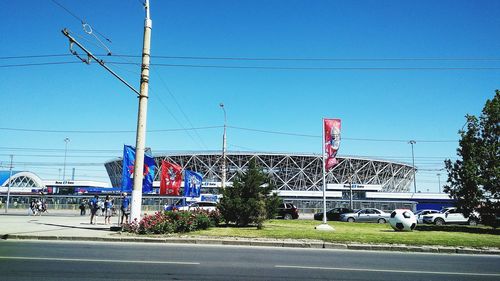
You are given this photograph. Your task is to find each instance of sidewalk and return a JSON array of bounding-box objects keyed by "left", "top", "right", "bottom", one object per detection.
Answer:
[{"left": 1, "top": 212, "right": 499, "bottom": 255}]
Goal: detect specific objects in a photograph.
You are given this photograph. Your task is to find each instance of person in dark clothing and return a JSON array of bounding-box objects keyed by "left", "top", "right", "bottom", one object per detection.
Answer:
[
  {"left": 89, "top": 195, "right": 99, "bottom": 224},
  {"left": 120, "top": 192, "right": 130, "bottom": 225}
]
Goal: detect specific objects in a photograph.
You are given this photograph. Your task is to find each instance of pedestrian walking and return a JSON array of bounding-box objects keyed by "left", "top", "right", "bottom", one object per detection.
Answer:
[
  {"left": 79, "top": 200, "right": 86, "bottom": 216},
  {"left": 89, "top": 195, "right": 99, "bottom": 224},
  {"left": 120, "top": 192, "right": 130, "bottom": 225},
  {"left": 104, "top": 195, "right": 113, "bottom": 225}
]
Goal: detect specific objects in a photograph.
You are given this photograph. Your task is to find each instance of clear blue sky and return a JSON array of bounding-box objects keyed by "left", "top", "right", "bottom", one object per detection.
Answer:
[{"left": 1, "top": 0, "right": 499, "bottom": 191}]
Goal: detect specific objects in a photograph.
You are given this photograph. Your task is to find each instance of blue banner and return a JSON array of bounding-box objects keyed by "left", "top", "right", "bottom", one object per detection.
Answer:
[
  {"left": 183, "top": 170, "right": 202, "bottom": 197},
  {"left": 121, "top": 145, "right": 156, "bottom": 193}
]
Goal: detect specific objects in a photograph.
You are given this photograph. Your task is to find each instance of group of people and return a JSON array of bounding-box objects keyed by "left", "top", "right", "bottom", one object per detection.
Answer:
[
  {"left": 88, "top": 193, "right": 130, "bottom": 225},
  {"left": 29, "top": 198, "right": 47, "bottom": 216}
]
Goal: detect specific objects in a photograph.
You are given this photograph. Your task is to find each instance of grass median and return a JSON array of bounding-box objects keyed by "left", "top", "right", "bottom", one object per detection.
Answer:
[{"left": 192, "top": 220, "right": 500, "bottom": 248}]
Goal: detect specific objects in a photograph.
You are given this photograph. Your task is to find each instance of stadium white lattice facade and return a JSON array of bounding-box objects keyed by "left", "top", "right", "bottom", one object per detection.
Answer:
[{"left": 104, "top": 151, "right": 415, "bottom": 197}]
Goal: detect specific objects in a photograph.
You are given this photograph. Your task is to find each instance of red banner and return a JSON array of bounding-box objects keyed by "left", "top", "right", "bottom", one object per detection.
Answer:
[
  {"left": 160, "top": 161, "right": 182, "bottom": 195},
  {"left": 324, "top": 118, "right": 341, "bottom": 170}
]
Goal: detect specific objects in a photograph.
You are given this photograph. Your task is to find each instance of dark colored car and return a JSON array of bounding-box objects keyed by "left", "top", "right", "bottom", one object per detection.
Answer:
[
  {"left": 314, "top": 207, "right": 354, "bottom": 221},
  {"left": 277, "top": 203, "right": 299, "bottom": 220}
]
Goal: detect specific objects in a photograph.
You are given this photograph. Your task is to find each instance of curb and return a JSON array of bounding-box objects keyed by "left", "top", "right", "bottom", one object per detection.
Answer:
[{"left": 2, "top": 234, "right": 499, "bottom": 256}]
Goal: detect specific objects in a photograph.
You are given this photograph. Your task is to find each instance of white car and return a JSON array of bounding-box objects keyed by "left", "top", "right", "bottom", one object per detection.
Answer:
[
  {"left": 422, "top": 207, "right": 479, "bottom": 226},
  {"left": 177, "top": 201, "right": 217, "bottom": 212},
  {"left": 415, "top": 209, "right": 441, "bottom": 224}
]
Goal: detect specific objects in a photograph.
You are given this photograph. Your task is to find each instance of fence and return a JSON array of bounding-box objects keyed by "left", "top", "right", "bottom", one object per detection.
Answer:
[{"left": 0, "top": 194, "right": 417, "bottom": 214}]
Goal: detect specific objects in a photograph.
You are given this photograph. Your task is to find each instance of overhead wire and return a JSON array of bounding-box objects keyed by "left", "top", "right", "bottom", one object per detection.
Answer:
[
  {"left": 150, "top": 67, "right": 210, "bottom": 149},
  {"left": 4, "top": 61, "right": 499, "bottom": 70},
  {"left": 3, "top": 53, "right": 500, "bottom": 62},
  {"left": 0, "top": 125, "right": 458, "bottom": 143},
  {"left": 0, "top": 126, "right": 221, "bottom": 134},
  {"left": 50, "top": 0, "right": 112, "bottom": 43}
]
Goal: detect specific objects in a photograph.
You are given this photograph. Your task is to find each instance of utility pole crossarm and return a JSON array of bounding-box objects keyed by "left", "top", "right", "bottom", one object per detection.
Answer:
[{"left": 61, "top": 29, "right": 141, "bottom": 96}]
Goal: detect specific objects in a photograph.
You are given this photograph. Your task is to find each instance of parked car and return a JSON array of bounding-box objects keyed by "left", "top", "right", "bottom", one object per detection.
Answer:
[
  {"left": 314, "top": 207, "right": 354, "bottom": 221},
  {"left": 177, "top": 201, "right": 218, "bottom": 212},
  {"left": 340, "top": 208, "right": 390, "bottom": 223},
  {"left": 415, "top": 209, "right": 441, "bottom": 224},
  {"left": 422, "top": 207, "right": 479, "bottom": 226},
  {"left": 277, "top": 203, "right": 299, "bottom": 220}
]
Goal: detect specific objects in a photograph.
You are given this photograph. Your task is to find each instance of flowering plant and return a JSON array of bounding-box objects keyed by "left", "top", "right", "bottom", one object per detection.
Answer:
[{"left": 122, "top": 209, "right": 222, "bottom": 235}]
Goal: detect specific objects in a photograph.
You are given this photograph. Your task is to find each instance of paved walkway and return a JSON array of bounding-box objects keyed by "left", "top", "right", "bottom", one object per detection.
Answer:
[
  {"left": 1, "top": 211, "right": 499, "bottom": 255},
  {"left": 0, "top": 211, "right": 123, "bottom": 239}
]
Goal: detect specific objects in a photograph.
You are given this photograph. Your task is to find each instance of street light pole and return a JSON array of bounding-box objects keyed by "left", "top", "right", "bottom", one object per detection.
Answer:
[
  {"left": 437, "top": 173, "right": 441, "bottom": 193},
  {"left": 5, "top": 155, "right": 13, "bottom": 213},
  {"left": 219, "top": 103, "right": 227, "bottom": 190},
  {"left": 349, "top": 176, "right": 353, "bottom": 210},
  {"left": 409, "top": 140, "right": 417, "bottom": 193},
  {"left": 63, "top": 137, "right": 70, "bottom": 182},
  {"left": 130, "top": 0, "right": 152, "bottom": 223}
]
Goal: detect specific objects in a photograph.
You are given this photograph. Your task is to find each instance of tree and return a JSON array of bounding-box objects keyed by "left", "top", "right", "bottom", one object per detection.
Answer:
[
  {"left": 444, "top": 90, "right": 499, "bottom": 227},
  {"left": 218, "top": 159, "right": 281, "bottom": 229}
]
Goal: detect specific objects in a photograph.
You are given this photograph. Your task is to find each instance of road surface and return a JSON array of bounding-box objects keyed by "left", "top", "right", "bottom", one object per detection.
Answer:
[{"left": 0, "top": 240, "right": 499, "bottom": 280}]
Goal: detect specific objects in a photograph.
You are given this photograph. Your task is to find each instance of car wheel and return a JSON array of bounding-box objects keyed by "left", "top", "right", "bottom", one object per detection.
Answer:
[
  {"left": 347, "top": 217, "right": 355, "bottom": 223},
  {"left": 377, "top": 218, "right": 386, "bottom": 224},
  {"left": 468, "top": 219, "right": 478, "bottom": 226},
  {"left": 434, "top": 218, "right": 445, "bottom": 226},
  {"left": 284, "top": 213, "right": 293, "bottom": 220}
]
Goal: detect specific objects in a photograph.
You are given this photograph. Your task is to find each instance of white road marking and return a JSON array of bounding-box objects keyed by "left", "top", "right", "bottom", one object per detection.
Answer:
[
  {"left": 275, "top": 265, "right": 500, "bottom": 277},
  {"left": 0, "top": 256, "right": 199, "bottom": 265}
]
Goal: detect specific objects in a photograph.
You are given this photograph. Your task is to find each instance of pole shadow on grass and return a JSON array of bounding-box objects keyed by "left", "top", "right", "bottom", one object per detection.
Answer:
[{"left": 415, "top": 225, "right": 499, "bottom": 235}]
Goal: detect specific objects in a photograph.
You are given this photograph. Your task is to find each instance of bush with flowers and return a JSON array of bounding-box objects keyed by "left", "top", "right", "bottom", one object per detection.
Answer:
[{"left": 122, "top": 209, "right": 222, "bottom": 234}]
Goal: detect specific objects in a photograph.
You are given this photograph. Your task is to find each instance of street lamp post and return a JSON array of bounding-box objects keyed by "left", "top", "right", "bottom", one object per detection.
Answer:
[
  {"left": 409, "top": 140, "right": 417, "bottom": 193},
  {"left": 219, "top": 103, "right": 227, "bottom": 190},
  {"left": 349, "top": 176, "right": 353, "bottom": 210},
  {"left": 437, "top": 173, "right": 441, "bottom": 193},
  {"left": 5, "top": 155, "right": 13, "bottom": 213},
  {"left": 63, "top": 137, "right": 70, "bottom": 182}
]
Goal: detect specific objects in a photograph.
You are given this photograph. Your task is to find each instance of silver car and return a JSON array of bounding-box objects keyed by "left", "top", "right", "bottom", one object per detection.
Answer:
[{"left": 340, "top": 208, "right": 390, "bottom": 223}]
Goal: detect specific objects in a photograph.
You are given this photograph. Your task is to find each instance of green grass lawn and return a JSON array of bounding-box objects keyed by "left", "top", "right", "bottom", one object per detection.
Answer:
[{"left": 192, "top": 220, "right": 500, "bottom": 248}]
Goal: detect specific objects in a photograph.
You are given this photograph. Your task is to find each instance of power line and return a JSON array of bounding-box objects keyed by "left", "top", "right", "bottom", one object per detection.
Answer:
[
  {"left": 0, "top": 124, "right": 458, "bottom": 143},
  {"left": 0, "top": 61, "right": 81, "bottom": 68},
  {"left": 136, "top": 63, "right": 500, "bottom": 71},
  {"left": 0, "top": 126, "right": 222, "bottom": 134},
  {"left": 6, "top": 53, "right": 500, "bottom": 62},
  {"left": 146, "top": 55, "right": 500, "bottom": 62},
  {"left": 149, "top": 69, "right": 210, "bottom": 149},
  {"left": 0, "top": 54, "right": 73, "bottom": 60},
  {"left": 228, "top": 126, "right": 459, "bottom": 143},
  {"left": 3, "top": 61, "right": 500, "bottom": 71},
  {"left": 50, "top": 0, "right": 112, "bottom": 43}
]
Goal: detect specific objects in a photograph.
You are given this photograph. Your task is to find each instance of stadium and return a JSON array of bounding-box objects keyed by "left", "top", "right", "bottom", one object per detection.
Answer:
[{"left": 104, "top": 151, "right": 428, "bottom": 211}]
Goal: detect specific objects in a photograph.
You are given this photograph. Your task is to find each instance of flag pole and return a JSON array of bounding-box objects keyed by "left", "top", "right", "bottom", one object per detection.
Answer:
[
  {"left": 322, "top": 118, "right": 327, "bottom": 224},
  {"left": 316, "top": 118, "right": 334, "bottom": 231}
]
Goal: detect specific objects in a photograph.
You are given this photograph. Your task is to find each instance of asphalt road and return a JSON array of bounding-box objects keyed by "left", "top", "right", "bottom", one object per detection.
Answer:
[{"left": 0, "top": 240, "right": 499, "bottom": 281}]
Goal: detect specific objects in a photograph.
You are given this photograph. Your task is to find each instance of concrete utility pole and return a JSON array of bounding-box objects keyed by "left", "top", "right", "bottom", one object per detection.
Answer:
[
  {"left": 219, "top": 103, "right": 227, "bottom": 190},
  {"left": 130, "top": 0, "right": 152, "bottom": 223},
  {"left": 409, "top": 140, "right": 417, "bottom": 193}
]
